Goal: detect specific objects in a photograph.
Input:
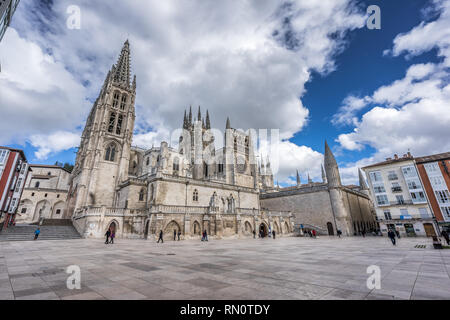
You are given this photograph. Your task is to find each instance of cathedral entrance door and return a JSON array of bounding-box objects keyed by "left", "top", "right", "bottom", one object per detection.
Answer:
[
  {"left": 259, "top": 223, "right": 268, "bottom": 238},
  {"left": 327, "top": 222, "right": 334, "bottom": 236}
]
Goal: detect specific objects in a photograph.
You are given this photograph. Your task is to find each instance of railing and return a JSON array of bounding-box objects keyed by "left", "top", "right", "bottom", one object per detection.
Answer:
[
  {"left": 391, "top": 186, "right": 402, "bottom": 192},
  {"left": 389, "top": 200, "right": 413, "bottom": 206}
]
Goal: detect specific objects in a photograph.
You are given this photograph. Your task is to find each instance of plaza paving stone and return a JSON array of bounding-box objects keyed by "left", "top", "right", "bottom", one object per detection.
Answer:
[{"left": 0, "top": 236, "right": 449, "bottom": 300}]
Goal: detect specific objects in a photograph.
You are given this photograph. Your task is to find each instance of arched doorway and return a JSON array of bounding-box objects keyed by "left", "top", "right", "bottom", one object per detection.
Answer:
[
  {"left": 259, "top": 223, "right": 268, "bottom": 237},
  {"left": 108, "top": 221, "right": 117, "bottom": 234},
  {"left": 164, "top": 220, "right": 181, "bottom": 240},
  {"left": 327, "top": 222, "right": 334, "bottom": 236},
  {"left": 193, "top": 221, "right": 201, "bottom": 236},
  {"left": 33, "top": 200, "right": 50, "bottom": 222},
  {"left": 273, "top": 221, "right": 280, "bottom": 234}
]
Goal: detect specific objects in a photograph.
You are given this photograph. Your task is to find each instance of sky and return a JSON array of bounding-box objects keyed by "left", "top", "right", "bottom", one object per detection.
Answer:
[{"left": 0, "top": 0, "right": 449, "bottom": 186}]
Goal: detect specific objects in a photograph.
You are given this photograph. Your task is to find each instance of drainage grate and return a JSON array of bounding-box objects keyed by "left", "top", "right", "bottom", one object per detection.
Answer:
[{"left": 414, "top": 244, "right": 426, "bottom": 248}]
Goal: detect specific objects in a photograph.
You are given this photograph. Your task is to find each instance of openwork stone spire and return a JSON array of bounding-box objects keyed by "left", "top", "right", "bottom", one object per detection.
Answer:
[
  {"left": 112, "top": 40, "right": 131, "bottom": 88},
  {"left": 206, "top": 110, "right": 211, "bottom": 129},
  {"left": 358, "top": 168, "right": 368, "bottom": 190},
  {"left": 226, "top": 117, "right": 231, "bottom": 129},
  {"left": 296, "top": 170, "right": 301, "bottom": 186},
  {"left": 324, "top": 140, "right": 342, "bottom": 188}
]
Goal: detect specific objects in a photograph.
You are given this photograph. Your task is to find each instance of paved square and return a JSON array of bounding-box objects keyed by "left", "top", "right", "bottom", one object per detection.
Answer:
[{"left": 1, "top": 236, "right": 449, "bottom": 300}]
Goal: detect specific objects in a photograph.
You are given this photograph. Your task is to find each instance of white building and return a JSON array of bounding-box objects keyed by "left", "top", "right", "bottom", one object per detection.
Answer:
[{"left": 363, "top": 153, "right": 438, "bottom": 237}]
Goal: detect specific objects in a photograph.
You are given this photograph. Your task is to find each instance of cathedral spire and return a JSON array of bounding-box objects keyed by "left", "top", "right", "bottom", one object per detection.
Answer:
[
  {"left": 197, "top": 106, "right": 202, "bottom": 122},
  {"left": 206, "top": 110, "right": 211, "bottom": 129},
  {"left": 307, "top": 173, "right": 312, "bottom": 184},
  {"left": 183, "top": 110, "right": 187, "bottom": 129},
  {"left": 296, "top": 170, "right": 301, "bottom": 186},
  {"left": 188, "top": 106, "right": 193, "bottom": 124},
  {"left": 112, "top": 40, "right": 131, "bottom": 88},
  {"left": 226, "top": 117, "right": 231, "bottom": 129},
  {"left": 324, "top": 140, "right": 341, "bottom": 188},
  {"left": 358, "top": 168, "right": 368, "bottom": 190}
]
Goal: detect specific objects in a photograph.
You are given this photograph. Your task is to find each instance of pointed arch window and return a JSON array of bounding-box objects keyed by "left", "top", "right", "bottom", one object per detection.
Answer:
[
  {"left": 139, "top": 188, "right": 145, "bottom": 201},
  {"left": 120, "top": 94, "right": 127, "bottom": 110},
  {"left": 108, "top": 112, "right": 116, "bottom": 133},
  {"left": 173, "top": 157, "right": 180, "bottom": 172},
  {"left": 193, "top": 189, "right": 199, "bottom": 202},
  {"left": 146, "top": 157, "right": 150, "bottom": 166},
  {"left": 105, "top": 143, "right": 116, "bottom": 162},
  {"left": 116, "top": 114, "right": 123, "bottom": 135},
  {"left": 112, "top": 91, "right": 120, "bottom": 108}
]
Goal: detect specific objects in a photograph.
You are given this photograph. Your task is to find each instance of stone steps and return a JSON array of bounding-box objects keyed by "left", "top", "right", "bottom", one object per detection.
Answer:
[{"left": 0, "top": 225, "right": 81, "bottom": 241}]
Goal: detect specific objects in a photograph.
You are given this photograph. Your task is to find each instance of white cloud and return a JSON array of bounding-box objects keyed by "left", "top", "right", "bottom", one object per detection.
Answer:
[
  {"left": 29, "top": 131, "right": 80, "bottom": 160},
  {"left": 335, "top": 0, "right": 450, "bottom": 184},
  {"left": 2, "top": 0, "right": 365, "bottom": 168}
]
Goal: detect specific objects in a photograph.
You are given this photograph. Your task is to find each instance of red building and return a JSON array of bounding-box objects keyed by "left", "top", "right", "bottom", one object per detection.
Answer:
[
  {"left": 0, "top": 146, "right": 30, "bottom": 229},
  {"left": 415, "top": 152, "right": 450, "bottom": 233}
]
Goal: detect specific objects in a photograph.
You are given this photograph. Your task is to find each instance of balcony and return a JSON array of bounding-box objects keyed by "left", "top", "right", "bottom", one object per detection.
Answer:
[
  {"left": 391, "top": 186, "right": 402, "bottom": 193},
  {"left": 389, "top": 200, "right": 413, "bottom": 206}
]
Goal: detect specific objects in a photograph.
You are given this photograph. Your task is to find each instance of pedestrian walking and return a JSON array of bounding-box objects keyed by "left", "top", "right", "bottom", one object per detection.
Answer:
[
  {"left": 110, "top": 231, "right": 115, "bottom": 244},
  {"left": 173, "top": 229, "right": 177, "bottom": 241},
  {"left": 388, "top": 229, "right": 396, "bottom": 246},
  {"left": 157, "top": 230, "right": 164, "bottom": 243},
  {"left": 441, "top": 230, "right": 450, "bottom": 245},
  {"left": 312, "top": 229, "right": 316, "bottom": 238},
  {"left": 34, "top": 228, "right": 40, "bottom": 240},
  {"left": 253, "top": 230, "right": 256, "bottom": 238},
  {"left": 361, "top": 229, "right": 366, "bottom": 238},
  {"left": 272, "top": 230, "right": 276, "bottom": 239},
  {"left": 337, "top": 229, "right": 342, "bottom": 238},
  {"left": 105, "top": 229, "right": 111, "bottom": 244},
  {"left": 203, "top": 230, "right": 208, "bottom": 241},
  {"left": 177, "top": 231, "right": 181, "bottom": 241},
  {"left": 395, "top": 228, "right": 401, "bottom": 238}
]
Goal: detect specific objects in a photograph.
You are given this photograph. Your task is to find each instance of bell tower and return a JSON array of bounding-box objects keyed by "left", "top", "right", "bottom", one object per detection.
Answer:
[{"left": 68, "top": 40, "right": 136, "bottom": 214}]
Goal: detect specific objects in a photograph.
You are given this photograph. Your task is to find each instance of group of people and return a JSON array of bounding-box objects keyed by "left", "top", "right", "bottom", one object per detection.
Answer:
[
  {"left": 104, "top": 229, "right": 115, "bottom": 244},
  {"left": 252, "top": 229, "right": 276, "bottom": 239},
  {"left": 155, "top": 229, "right": 209, "bottom": 243}
]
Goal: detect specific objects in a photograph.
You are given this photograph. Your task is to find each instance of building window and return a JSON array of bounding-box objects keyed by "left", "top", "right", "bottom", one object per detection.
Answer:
[
  {"left": 146, "top": 157, "right": 150, "bottom": 166},
  {"left": 0, "top": 150, "right": 9, "bottom": 164},
  {"left": 400, "top": 208, "right": 409, "bottom": 216},
  {"left": 116, "top": 114, "right": 123, "bottom": 135},
  {"left": 395, "top": 195, "right": 404, "bottom": 205},
  {"left": 139, "top": 189, "right": 145, "bottom": 201},
  {"left": 31, "top": 193, "right": 35, "bottom": 197},
  {"left": 218, "top": 163, "right": 224, "bottom": 173},
  {"left": 56, "top": 209, "right": 61, "bottom": 215},
  {"left": 373, "top": 185, "right": 386, "bottom": 193},
  {"left": 383, "top": 210, "right": 392, "bottom": 220},
  {"left": 57, "top": 194, "right": 60, "bottom": 198},
  {"left": 35, "top": 181, "right": 40, "bottom": 188},
  {"left": 388, "top": 171, "right": 398, "bottom": 180},
  {"left": 369, "top": 171, "right": 382, "bottom": 183},
  {"left": 47, "top": 171, "right": 51, "bottom": 176},
  {"left": 105, "top": 143, "right": 116, "bottom": 162},
  {"left": 21, "top": 208, "right": 27, "bottom": 214},
  {"left": 419, "top": 208, "right": 429, "bottom": 218},
  {"left": 402, "top": 166, "right": 417, "bottom": 178},
  {"left": 424, "top": 163, "right": 439, "bottom": 173},
  {"left": 15, "top": 178, "right": 22, "bottom": 192},
  {"left": 120, "top": 94, "right": 127, "bottom": 110},
  {"left": 376, "top": 194, "right": 388, "bottom": 206},
  {"left": 44, "top": 193, "right": 48, "bottom": 198},
  {"left": 108, "top": 112, "right": 116, "bottom": 133},
  {"left": 113, "top": 91, "right": 120, "bottom": 108},
  {"left": 435, "top": 190, "right": 450, "bottom": 204},
  {"left": 441, "top": 206, "right": 450, "bottom": 218},
  {"left": 150, "top": 185, "right": 154, "bottom": 201},
  {"left": 193, "top": 189, "right": 199, "bottom": 202},
  {"left": 173, "top": 157, "right": 180, "bottom": 172}
]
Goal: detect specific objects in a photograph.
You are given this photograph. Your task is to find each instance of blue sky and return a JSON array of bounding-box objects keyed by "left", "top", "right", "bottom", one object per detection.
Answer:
[{"left": 1, "top": 0, "right": 449, "bottom": 186}]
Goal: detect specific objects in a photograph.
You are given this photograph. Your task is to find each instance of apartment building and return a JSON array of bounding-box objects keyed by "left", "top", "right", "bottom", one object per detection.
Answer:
[
  {"left": 0, "top": 146, "right": 30, "bottom": 229},
  {"left": 363, "top": 153, "right": 437, "bottom": 237},
  {"left": 415, "top": 152, "right": 450, "bottom": 233}
]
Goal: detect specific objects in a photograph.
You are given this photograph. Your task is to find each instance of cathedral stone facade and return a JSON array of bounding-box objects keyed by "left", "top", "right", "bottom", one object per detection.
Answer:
[{"left": 66, "top": 41, "right": 294, "bottom": 239}]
